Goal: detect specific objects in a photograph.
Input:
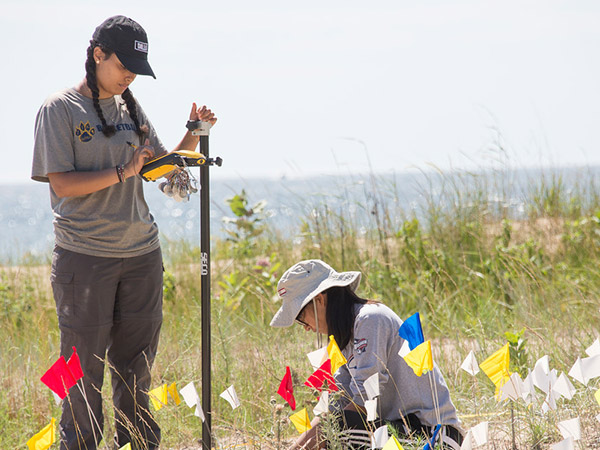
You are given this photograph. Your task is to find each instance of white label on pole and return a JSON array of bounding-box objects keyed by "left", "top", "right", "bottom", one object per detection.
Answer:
[{"left": 201, "top": 252, "right": 208, "bottom": 276}]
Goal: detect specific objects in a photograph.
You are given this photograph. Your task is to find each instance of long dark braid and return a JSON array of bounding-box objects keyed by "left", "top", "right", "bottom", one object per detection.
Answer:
[
  {"left": 121, "top": 88, "right": 147, "bottom": 142},
  {"left": 85, "top": 41, "right": 116, "bottom": 137}
]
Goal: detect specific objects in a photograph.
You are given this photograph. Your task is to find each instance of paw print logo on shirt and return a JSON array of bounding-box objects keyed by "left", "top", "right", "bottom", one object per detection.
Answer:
[{"left": 75, "top": 121, "right": 96, "bottom": 142}]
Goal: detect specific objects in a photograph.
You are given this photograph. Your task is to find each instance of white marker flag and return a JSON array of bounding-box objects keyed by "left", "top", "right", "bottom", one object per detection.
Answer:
[
  {"left": 460, "top": 430, "right": 473, "bottom": 450},
  {"left": 370, "top": 424, "right": 389, "bottom": 449},
  {"left": 471, "top": 422, "right": 488, "bottom": 446},
  {"left": 552, "top": 372, "right": 576, "bottom": 400},
  {"left": 569, "top": 355, "right": 600, "bottom": 385},
  {"left": 550, "top": 437, "right": 574, "bottom": 450},
  {"left": 499, "top": 372, "right": 524, "bottom": 402},
  {"left": 460, "top": 350, "right": 479, "bottom": 376},
  {"left": 586, "top": 338, "right": 600, "bottom": 357},
  {"left": 569, "top": 358, "right": 585, "bottom": 385},
  {"left": 307, "top": 347, "right": 329, "bottom": 371},
  {"left": 364, "top": 373, "right": 380, "bottom": 400},
  {"left": 557, "top": 417, "right": 581, "bottom": 441},
  {"left": 180, "top": 382, "right": 199, "bottom": 408},
  {"left": 52, "top": 391, "right": 62, "bottom": 406},
  {"left": 532, "top": 355, "right": 550, "bottom": 393},
  {"left": 365, "top": 399, "right": 378, "bottom": 422},
  {"left": 542, "top": 390, "right": 557, "bottom": 413},
  {"left": 398, "top": 340, "right": 411, "bottom": 358},
  {"left": 521, "top": 372, "right": 536, "bottom": 403},
  {"left": 581, "top": 355, "right": 600, "bottom": 383},
  {"left": 220, "top": 385, "right": 241, "bottom": 409},
  {"left": 179, "top": 382, "right": 206, "bottom": 422},
  {"left": 313, "top": 391, "right": 329, "bottom": 417}
]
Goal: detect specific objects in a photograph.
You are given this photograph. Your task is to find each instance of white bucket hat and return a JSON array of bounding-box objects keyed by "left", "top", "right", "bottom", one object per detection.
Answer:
[{"left": 270, "top": 259, "right": 361, "bottom": 328}]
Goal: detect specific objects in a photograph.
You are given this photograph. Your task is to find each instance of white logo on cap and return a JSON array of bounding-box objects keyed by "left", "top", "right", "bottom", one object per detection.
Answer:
[{"left": 134, "top": 40, "right": 148, "bottom": 53}]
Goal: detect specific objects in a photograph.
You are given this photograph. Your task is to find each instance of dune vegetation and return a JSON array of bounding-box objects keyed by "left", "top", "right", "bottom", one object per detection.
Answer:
[{"left": 4, "top": 166, "right": 600, "bottom": 449}]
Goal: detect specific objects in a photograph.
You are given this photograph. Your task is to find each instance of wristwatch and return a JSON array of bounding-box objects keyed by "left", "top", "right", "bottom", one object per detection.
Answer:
[{"left": 186, "top": 120, "right": 202, "bottom": 131}]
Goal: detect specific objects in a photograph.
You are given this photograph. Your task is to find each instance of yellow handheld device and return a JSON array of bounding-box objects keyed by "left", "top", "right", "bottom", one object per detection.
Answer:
[{"left": 139, "top": 150, "right": 207, "bottom": 181}]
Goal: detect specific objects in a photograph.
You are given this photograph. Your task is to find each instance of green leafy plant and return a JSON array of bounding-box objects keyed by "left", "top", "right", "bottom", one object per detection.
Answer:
[
  {"left": 504, "top": 328, "right": 528, "bottom": 377},
  {"left": 223, "top": 189, "right": 268, "bottom": 260},
  {"left": 162, "top": 270, "right": 177, "bottom": 303}
]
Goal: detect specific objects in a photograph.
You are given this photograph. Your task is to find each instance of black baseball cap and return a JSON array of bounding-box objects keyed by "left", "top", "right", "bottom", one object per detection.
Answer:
[{"left": 92, "top": 15, "right": 156, "bottom": 79}]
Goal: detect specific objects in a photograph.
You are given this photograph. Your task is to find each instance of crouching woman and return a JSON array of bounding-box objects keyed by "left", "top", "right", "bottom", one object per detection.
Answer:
[{"left": 270, "top": 259, "right": 464, "bottom": 449}]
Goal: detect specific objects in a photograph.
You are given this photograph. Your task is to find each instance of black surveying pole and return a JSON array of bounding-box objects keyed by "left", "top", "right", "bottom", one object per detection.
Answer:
[
  {"left": 199, "top": 131, "right": 212, "bottom": 450},
  {"left": 188, "top": 119, "right": 221, "bottom": 450},
  {"left": 144, "top": 120, "right": 220, "bottom": 449}
]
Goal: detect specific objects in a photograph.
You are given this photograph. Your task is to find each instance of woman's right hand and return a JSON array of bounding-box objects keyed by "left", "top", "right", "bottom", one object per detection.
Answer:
[{"left": 125, "top": 138, "right": 155, "bottom": 178}]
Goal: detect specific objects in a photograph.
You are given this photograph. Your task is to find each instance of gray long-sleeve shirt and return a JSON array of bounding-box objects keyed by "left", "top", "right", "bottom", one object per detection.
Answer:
[{"left": 335, "top": 302, "right": 460, "bottom": 428}]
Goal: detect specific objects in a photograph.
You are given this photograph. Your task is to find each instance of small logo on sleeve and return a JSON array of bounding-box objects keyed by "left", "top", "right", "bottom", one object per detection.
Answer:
[
  {"left": 354, "top": 338, "right": 368, "bottom": 354},
  {"left": 134, "top": 40, "right": 148, "bottom": 53},
  {"left": 75, "top": 121, "right": 95, "bottom": 142},
  {"left": 278, "top": 288, "right": 287, "bottom": 297}
]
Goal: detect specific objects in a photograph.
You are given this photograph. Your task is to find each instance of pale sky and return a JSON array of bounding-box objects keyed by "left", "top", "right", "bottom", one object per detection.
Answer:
[{"left": 2, "top": 0, "right": 599, "bottom": 184}]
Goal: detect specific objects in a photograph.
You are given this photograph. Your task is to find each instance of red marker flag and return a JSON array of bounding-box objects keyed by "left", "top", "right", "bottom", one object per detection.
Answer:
[
  {"left": 304, "top": 359, "right": 339, "bottom": 392},
  {"left": 277, "top": 366, "right": 296, "bottom": 410},
  {"left": 41, "top": 356, "right": 77, "bottom": 399},
  {"left": 66, "top": 347, "right": 84, "bottom": 381}
]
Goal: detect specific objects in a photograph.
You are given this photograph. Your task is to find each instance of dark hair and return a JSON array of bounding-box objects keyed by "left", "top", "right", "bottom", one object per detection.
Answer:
[
  {"left": 85, "top": 40, "right": 146, "bottom": 140},
  {"left": 324, "top": 286, "right": 372, "bottom": 350}
]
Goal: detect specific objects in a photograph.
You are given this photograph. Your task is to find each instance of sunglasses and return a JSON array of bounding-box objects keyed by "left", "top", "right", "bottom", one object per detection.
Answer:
[{"left": 295, "top": 301, "right": 312, "bottom": 327}]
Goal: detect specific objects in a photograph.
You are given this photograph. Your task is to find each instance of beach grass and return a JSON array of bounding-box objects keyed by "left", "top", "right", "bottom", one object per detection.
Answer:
[{"left": 3, "top": 167, "right": 600, "bottom": 449}]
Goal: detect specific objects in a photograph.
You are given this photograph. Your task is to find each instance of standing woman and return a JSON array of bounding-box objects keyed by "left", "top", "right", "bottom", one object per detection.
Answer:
[
  {"left": 31, "top": 16, "right": 216, "bottom": 450},
  {"left": 270, "top": 260, "right": 464, "bottom": 449}
]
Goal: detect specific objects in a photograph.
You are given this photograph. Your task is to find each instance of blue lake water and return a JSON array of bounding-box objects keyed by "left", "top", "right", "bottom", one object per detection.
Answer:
[
  {"left": 2, "top": 166, "right": 598, "bottom": 262},
  {"left": 1, "top": 173, "right": 415, "bottom": 261}
]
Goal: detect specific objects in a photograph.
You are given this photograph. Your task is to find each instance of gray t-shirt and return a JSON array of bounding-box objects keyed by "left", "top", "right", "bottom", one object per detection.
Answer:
[
  {"left": 335, "top": 303, "right": 461, "bottom": 429},
  {"left": 31, "top": 88, "right": 166, "bottom": 258}
]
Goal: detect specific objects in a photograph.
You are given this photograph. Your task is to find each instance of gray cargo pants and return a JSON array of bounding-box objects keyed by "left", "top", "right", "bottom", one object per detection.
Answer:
[{"left": 51, "top": 246, "right": 163, "bottom": 450}]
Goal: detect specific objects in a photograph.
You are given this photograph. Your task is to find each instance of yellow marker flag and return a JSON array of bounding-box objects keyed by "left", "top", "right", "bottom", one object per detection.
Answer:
[
  {"left": 167, "top": 382, "right": 182, "bottom": 406},
  {"left": 382, "top": 435, "right": 405, "bottom": 450},
  {"left": 595, "top": 388, "right": 600, "bottom": 407},
  {"left": 149, "top": 384, "right": 168, "bottom": 410},
  {"left": 27, "top": 417, "right": 56, "bottom": 450},
  {"left": 479, "top": 343, "right": 511, "bottom": 392},
  {"left": 289, "top": 408, "right": 312, "bottom": 434},
  {"left": 403, "top": 340, "right": 433, "bottom": 377},
  {"left": 327, "top": 335, "right": 347, "bottom": 373},
  {"left": 118, "top": 444, "right": 132, "bottom": 450}
]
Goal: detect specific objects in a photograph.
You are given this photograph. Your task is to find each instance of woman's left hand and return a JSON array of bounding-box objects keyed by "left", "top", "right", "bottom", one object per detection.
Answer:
[
  {"left": 189, "top": 103, "right": 217, "bottom": 126},
  {"left": 173, "top": 103, "right": 218, "bottom": 152}
]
